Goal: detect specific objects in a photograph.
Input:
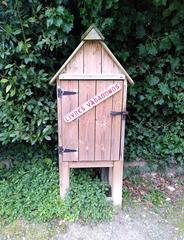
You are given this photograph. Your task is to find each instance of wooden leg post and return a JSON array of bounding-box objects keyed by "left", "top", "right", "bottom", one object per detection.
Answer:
[
  {"left": 60, "top": 162, "right": 70, "bottom": 198},
  {"left": 108, "top": 167, "right": 113, "bottom": 191},
  {"left": 112, "top": 161, "right": 123, "bottom": 206}
]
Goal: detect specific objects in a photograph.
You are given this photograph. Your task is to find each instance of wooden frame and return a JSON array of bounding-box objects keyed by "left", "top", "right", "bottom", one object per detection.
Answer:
[
  {"left": 49, "top": 26, "right": 134, "bottom": 85},
  {"left": 52, "top": 25, "right": 134, "bottom": 207},
  {"left": 59, "top": 74, "right": 125, "bottom": 80},
  {"left": 59, "top": 160, "right": 123, "bottom": 205}
]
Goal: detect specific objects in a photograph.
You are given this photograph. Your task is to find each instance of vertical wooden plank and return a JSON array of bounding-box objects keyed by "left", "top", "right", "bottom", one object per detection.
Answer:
[
  {"left": 57, "top": 79, "right": 63, "bottom": 197},
  {"left": 110, "top": 81, "right": 123, "bottom": 161},
  {"left": 95, "top": 46, "right": 115, "bottom": 161},
  {"left": 100, "top": 47, "right": 123, "bottom": 161},
  {"left": 61, "top": 80, "right": 78, "bottom": 161},
  {"left": 112, "top": 161, "right": 123, "bottom": 206},
  {"left": 120, "top": 79, "right": 127, "bottom": 161},
  {"left": 109, "top": 167, "right": 113, "bottom": 189},
  {"left": 79, "top": 41, "right": 101, "bottom": 161},
  {"left": 60, "top": 162, "right": 70, "bottom": 198},
  {"left": 57, "top": 79, "right": 62, "bottom": 161},
  {"left": 61, "top": 47, "right": 83, "bottom": 161},
  {"left": 95, "top": 79, "right": 113, "bottom": 160}
]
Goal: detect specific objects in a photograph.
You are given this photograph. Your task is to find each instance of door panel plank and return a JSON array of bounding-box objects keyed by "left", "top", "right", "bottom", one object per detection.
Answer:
[
  {"left": 61, "top": 80, "right": 79, "bottom": 161},
  {"left": 61, "top": 47, "right": 83, "bottom": 161},
  {"left": 95, "top": 80, "right": 113, "bottom": 161},
  {"left": 110, "top": 80, "right": 123, "bottom": 160},
  {"left": 79, "top": 41, "right": 101, "bottom": 161},
  {"left": 101, "top": 47, "right": 123, "bottom": 161}
]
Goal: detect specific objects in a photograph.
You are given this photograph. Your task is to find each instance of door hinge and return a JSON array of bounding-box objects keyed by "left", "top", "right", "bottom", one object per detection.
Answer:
[
  {"left": 111, "top": 111, "right": 128, "bottom": 119},
  {"left": 57, "top": 88, "right": 78, "bottom": 97},
  {"left": 59, "top": 146, "right": 78, "bottom": 154}
]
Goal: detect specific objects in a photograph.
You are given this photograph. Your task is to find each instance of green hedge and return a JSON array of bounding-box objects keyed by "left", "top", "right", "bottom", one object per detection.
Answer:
[{"left": 0, "top": 0, "right": 183, "bottom": 167}]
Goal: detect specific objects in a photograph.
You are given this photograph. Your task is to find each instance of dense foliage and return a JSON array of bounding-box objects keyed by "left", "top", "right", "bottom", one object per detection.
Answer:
[
  {"left": 0, "top": 150, "right": 112, "bottom": 223},
  {"left": 0, "top": 0, "right": 184, "bottom": 168}
]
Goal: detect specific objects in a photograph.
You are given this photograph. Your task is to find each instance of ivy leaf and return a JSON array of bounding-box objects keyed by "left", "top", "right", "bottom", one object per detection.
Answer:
[
  {"left": 6, "top": 84, "right": 12, "bottom": 93},
  {"left": 159, "top": 37, "right": 171, "bottom": 50},
  {"left": 147, "top": 45, "right": 158, "bottom": 56},
  {"left": 136, "top": 25, "right": 145, "bottom": 39},
  {"left": 63, "top": 23, "right": 72, "bottom": 33},
  {"left": 1, "top": 78, "right": 8, "bottom": 83},
  {"left": 159, "top": 83, "right": 170, "bottom": 95},
  {"left": 148, "top": 76, "right": 160, "bottom": 86},
  {"left": 45, "top": 136, "right": 51, "bottom": 141},
  {"left": 5, "top": 64, "right": 14, "bottom": 69},
  {"left": 10, "top": 89, "right": 16, "bottom": 97},
  {"left": 138, "top": 44, "right": 146, "bottom": 56},
  {"left": 36, "top": 4, "right": 42, "bottom": 13}
]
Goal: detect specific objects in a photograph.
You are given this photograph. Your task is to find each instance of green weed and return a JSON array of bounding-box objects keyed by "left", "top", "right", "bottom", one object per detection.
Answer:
[
  {"left": 143, "top": 189, "right": 167, "bottom": 207},
  {"left": 0, "top": 160, "right": 112, "bottom": 224}
]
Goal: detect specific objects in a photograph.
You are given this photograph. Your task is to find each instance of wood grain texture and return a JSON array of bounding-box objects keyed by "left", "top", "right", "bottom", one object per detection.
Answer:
[
  {"left": 61, "top": 47, "right": 83, "bottom": 161},
  {"left": 57, "top": 79, "right": 63, "bottom": 161},
  {"left": 57, "top": 79, "right": 63, "bottom": 197},
  {"left": 69, "top": 161, "right": 113, "bottom": 168},
  {"left": 61, "top": 80, "right": 79, "bottom": 161},
  {"left": 120, "top": 79, "right": 127, "bottom": 161},
  {"left": 101, "top": 48, "right": 123, "bottom": 161},
  {"left": 95, "top": 80, "right": 113, "bottom": 160},
  {"left": 112, "top": 161, "right": 123, "bottom": 206},
  {"left": 60, "top": 161, "right": 70, "bottom": 198},
  {"left": 79, "top": 41, "right": 101, "bottom": 161},
  {"left": 59, "top": 74, "right": 125, "bottom": 80},
  {"left": 100, "top": 41, "right": 134, "bottom": 85},
  {"left": 110, "top": 81, "right": 123, "bottom": 161},
  {"left": 50, "top": 41, "right": 85, "bottom": 84}
]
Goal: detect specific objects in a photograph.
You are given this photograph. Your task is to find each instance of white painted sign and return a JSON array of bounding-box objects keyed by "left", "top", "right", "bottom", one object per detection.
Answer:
[{"left": 64, "top": 82, "right": 121, "bottom": 123}]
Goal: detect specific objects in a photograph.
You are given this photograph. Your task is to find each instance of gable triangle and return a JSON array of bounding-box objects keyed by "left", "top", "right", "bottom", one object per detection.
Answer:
[{"left": 81, "top": 24, "right": 104, "bottom": 41}]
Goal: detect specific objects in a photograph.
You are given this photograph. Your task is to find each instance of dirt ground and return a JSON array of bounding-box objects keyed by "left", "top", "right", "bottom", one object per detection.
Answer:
[
  {"left": 0, "top": 203, "right": 183, "bottom": 240},
  {"left": 0, "top": 173, "right": 184, "bottom": 240}
]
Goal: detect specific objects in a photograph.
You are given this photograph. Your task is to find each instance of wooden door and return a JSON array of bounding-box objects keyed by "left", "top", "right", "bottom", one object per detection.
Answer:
[{"left": 59, "top": 79, "right": 124, "bottom": 162}]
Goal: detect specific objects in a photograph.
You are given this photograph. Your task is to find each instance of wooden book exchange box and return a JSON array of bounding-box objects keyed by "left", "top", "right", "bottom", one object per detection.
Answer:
[{"left": 50, "top": 25, "right": 134, "bottom": 206}]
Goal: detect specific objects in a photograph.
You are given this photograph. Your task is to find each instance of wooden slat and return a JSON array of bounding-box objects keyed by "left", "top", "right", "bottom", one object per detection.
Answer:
[
  {"left": 60, "top": 162, "right": 69, "bottom": 198},
  {"left": 100, "top": 41, "right": 134, "bottom": 85},
  {"left": 101, "top": 47, "right": 123, "bottom": 161},
  {"left": 103, "top": 48, "right": 123, "bottom": 161},
  {"left": 57, "top": 79, "right": 63, "bottom": 196},
  {"left": 110, "top": 81, "right": 123, "bottom": 161},
  {"left": 112, "top": 161, "right": 123, "bottom": 206},
  {"left": 79, "top": 41, "right": 101, "bottom": 161},
  {"left": 120, "top": 79, "right": 127, "bottom": 161},
  {"left": 49, "top": 41, "right": 85, "bottom": 85},
  {"left": 57, "top": 79, "right": 63, "bottom": 161},
  {"left": 69, "top": 161, "right": 113, "bottom": 168},
  {"left": 95, "top": 80, "right": 113, "bottom": 161},
  {"left": 59, "top": 74, "right": 125, "bottom": 80},
  {"left": 61, "top": 47, "right": 84, "bottom": 161},
  {"left": 61, "top": 80, "right": 79, "bottom": 161}
]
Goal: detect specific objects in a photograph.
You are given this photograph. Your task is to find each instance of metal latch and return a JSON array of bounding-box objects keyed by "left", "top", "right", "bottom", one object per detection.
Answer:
[
  {"left": 57, "top": 88, "right": 78, "bottom": 97},
  {"left": 111, "top": 111, "right": 128, "bottom": 119},
  {"left": 59, "top": 146, "right": 78, "bottom": 154}
]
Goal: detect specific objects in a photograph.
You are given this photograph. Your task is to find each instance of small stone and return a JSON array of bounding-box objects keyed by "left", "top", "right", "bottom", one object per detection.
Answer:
[
  {"left": 166, "top": 197, "right": 171, "bottom": 201},
  {"left": 151, "top": 173, "right": 157, "bottom": 177},
  {"left": 59, "top": 220, "right": 66, "bottom": 225},
  {"left": 167, "top": 186, "right": 175, "bottom": 192}
]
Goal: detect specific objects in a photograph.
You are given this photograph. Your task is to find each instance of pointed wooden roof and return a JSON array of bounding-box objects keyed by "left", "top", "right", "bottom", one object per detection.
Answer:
[
  {"left": 81, "top": 24, "right": 104, "bottom": 41},
  {"left": 49, "top": 25, "right": 134, "bottom": 85}
]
